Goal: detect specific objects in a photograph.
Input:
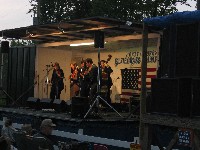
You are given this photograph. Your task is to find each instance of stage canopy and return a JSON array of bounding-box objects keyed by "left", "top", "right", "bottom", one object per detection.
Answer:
[
  {"left": 0, "top": 17, "right": 146, "bottom": 44},
  {"left": 144, "top": 10, "right": 200, "bottom": 28}
]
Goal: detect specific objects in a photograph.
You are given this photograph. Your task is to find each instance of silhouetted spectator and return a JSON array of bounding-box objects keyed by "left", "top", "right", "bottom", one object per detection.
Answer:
[
  {"left": 1, "top": 119, "right": 17, "bottom": 144},
  {"left": 33, "top": 119, "right": 56, "bottom": 150},
  {"left": 0, "top": 136, "right": 11, "bottom": 150}
]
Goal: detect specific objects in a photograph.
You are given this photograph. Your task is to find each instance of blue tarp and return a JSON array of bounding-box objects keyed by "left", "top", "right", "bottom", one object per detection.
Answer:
[{"left": 144, "top": 10, "right": 200, "bottom": 28}]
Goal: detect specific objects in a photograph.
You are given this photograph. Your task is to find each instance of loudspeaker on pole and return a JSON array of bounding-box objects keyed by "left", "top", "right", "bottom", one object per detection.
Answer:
[
  {"left": 94, "top": 31, "right": 104, "bottom": 48},
  {"left": 1, "top": 41, "right": 9, "bottom": 53}
]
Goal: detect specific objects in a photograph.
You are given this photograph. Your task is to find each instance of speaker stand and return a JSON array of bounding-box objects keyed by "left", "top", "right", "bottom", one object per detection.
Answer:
[
  {"left": 13, "top": 79, "right": 38, "bottom": 107},
  {"left": 0, "top": 54, "right": 15, "bottom": 106},
  {"left": 124, "top": 104, "right": 140, "bottom": 120},
  {"left": 84, "top": 94, "right": 122, "bottom": 119},
  {"left": 0, "top": 87, "right": 15, "bottom": 105},
  {"left": 84, "top": 46, "right": 122, "bottom": 119}
]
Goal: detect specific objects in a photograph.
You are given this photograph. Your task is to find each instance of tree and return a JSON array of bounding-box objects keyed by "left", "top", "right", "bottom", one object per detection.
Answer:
[
  {"left": 28, "top": 0, "right": 92, "bottom": 24},
  {"left": 28, "top": 0, "right": 196, "bottom": 24},
  {"left": 10, "top": 40, "right": 34, "bottom": 47}
]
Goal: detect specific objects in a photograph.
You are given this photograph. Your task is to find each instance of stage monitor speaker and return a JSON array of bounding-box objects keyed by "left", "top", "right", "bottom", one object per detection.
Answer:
[
  {"left": 191, "top": 78, "right": 200, "bottom": 117},
  {"left": 94, "top": 31, "right": 104, "bottom": 48},
  {"left": 1, "top": 41, "right": 9, "bottom": 53},
  {"left": 151, "top": 78, "right": 192, "bottom": 117},
  {"left": 40, "top": 98, "right": 53, "bottom": 109},
  {"left": 52, "top": 99, "right": 66, "bottom": 112},
  {"left": 66, "top": 100, "right": 72, "bottom": 112},
  {"left": 71, "top": 97, "right": 89, "bottom": 118},
  {"left": 26, "top": 97, "right": 40, "bottom": 110}
]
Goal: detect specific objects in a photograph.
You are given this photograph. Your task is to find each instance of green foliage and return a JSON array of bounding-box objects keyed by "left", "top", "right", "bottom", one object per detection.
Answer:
[
  {"left": 10, "top": 40, "right": 34, "bottom": 47},
  {"left": 28, "top": 0, "right": 195, "bottom": 24}
]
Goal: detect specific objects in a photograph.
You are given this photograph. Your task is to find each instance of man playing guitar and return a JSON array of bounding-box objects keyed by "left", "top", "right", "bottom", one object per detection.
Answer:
[{"left": 85, "top": 58, "right": 98, "bottom": 103}]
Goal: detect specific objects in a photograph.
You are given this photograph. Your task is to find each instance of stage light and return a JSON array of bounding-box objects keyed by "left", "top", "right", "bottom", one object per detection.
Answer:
[
  {"left": 70, "top": 42, "right": 107, "bottom": 47},
  {"left": 70, "top": 42, "right": 94, "bottom": 46}
]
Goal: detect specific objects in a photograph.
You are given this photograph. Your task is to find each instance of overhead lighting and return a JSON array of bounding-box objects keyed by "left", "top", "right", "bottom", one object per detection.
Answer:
[
  {"left": 70, "top": 42, "right": 107, "bottom": 47},
  {"left": 70, "top": 42, "right": 94, "bottom": 46}
]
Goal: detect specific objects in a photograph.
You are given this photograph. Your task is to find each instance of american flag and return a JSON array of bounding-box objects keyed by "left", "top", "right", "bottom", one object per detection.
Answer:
[{"left": 120, "top": 68, "right": 157, "bottom": 103}]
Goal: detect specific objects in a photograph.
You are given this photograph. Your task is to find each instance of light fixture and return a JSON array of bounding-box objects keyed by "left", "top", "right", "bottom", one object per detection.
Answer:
[
  {"left": 70, "top": 42, "right": 107, "bottom": 47},
  {"left": 58, "top": 26, "right": 64, "bottom": 33},
  {"left": 70, "top": 42, "right": 94, "bottom": 46},
  {"left": 58, "top": 21, "right": 65, "bottom": 33},
  {"left": 26, "top": 30, "right": 34, "bottom": 37}
]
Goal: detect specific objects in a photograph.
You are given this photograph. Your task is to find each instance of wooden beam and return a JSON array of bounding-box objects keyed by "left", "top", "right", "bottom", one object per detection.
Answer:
[
  {"left": 24, "top": 26, "right": 117, "bottom": 39},
  {"left": 141, "top": 114, "right": 200, "bottom": 130},
  {"left": 36, "top": 33, "right": 159, "bottom": 47},
  {"left": 139, "top": 22, "right": 149, "bottom": 150}
]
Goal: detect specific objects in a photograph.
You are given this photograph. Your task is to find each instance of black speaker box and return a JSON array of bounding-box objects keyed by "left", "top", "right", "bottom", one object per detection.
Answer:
[
  {"left": 40, "top": 98, "right": 53, "bottom": 109},
  {"left": 52, "top": 99, "right": 66, "bottom": 112},
  {"left": 26, "top": 97, "right": 40, "bottom": 109},
  {"left": 151, "top": 78, "right": 178, "bottom": 115},
  {"left": 191, "top": 78, "right": 200, "bottom": 117},
  {"left": 1, "top": 41, "right": 9, "bottom": 53},
  {"left": 150, "top": 78, "right": 192, "bottom": 117},
  {"left": 94, "top": 31, "right": 104, "bottom": 48},
  {"left": 175, "top": 23, "right": 200, "bottom": 77},
  {"left": 66, "top": 100, "right": 72, "bottom": 112},
  {"left": 71, "top": 97, "right": 89, "bottom": 118},
  {"left": 177, "top": 78, "right": 192, "bottom": 117}
]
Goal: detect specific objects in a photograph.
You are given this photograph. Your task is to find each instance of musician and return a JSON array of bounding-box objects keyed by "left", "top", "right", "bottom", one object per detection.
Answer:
[
  {"left": 50, "top": 62, "right": 64, "bottom": 100},
  {"left": 100, "top": 60, "right": 113, "bottom": 104},
  {"left": 78, "top": 60, "right": 90, "bottom": 97},
  {"left": 70, "top": 63, "right": 79, "bottom": 85},
  {"left": 85, "top": 58, "right": 98, "bottom": 103},
  {"left": 70, "top": 62, "right": 79, "bottom": 98}
]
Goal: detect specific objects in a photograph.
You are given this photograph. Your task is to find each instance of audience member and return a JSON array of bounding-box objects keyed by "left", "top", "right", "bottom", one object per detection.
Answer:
[
  {"left": 1, "top": 119, "right": 17, "bottom": 144},
  {"left": 21, "top": 124, "right": 34, "bottom": 136},
  {"left": 33, "top": 119, "right": 56, "bottom": 150},
  {"left": 0, "top": 136, "right": 11, "bottom": 150}
]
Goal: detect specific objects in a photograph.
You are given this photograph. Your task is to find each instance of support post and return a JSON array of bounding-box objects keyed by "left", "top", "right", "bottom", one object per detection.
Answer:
[
  {"left": 166, "top": 131, "right": 178, "bottom": 150},
  {"left": 197, "top": 0, "right": 200, "bottom": 10},
  {"left": 193, "top": 130, "right": 200, "bottom": 149},
  {"left": 139, "top": 22, "right": 150, "bottom": 149}
]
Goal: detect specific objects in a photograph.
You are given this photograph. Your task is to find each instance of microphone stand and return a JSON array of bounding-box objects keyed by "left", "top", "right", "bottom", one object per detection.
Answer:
[
  {"left": 84, "top": 47, "right": 123, "bottom": 119},
  {"left": 45, "top": 64, "right": 52, "bottom": 98}
]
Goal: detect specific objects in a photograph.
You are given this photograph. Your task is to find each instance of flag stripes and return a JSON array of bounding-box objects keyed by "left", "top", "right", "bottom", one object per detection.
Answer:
[
  {"left": 138, "top": 68, "right": 157, "bottom": 91},
  {"left": 120, "top": 68, "right": 157, "bottom": 103}
]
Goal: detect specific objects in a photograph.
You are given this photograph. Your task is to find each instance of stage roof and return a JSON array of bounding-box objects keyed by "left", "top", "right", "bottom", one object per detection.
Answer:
[
  {"left": 144, "top": 10, "right": 200, "bottom": 28},
  {"left": 0, "top": 17, "right": 145, "bottom": 44}
]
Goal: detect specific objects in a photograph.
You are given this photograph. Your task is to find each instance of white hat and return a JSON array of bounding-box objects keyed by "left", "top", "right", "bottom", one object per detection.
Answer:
[{"left": 41, "top": 119, "right": 56, "bottom": 127}]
